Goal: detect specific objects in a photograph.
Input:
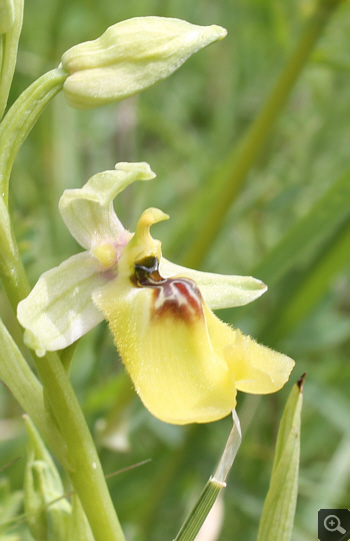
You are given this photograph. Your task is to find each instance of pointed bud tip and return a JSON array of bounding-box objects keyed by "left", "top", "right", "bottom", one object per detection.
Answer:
[
  {"left": 297, "top": 372, "right": 306, "bottom": 392},
  {"left": 211, "top": 25, "right": 227, "bottom": 41}
]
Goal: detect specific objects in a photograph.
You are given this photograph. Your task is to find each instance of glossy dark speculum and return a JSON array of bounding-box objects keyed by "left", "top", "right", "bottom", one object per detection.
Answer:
[{"left": 133, "top": 256, "right": 203, "bottom": 322}]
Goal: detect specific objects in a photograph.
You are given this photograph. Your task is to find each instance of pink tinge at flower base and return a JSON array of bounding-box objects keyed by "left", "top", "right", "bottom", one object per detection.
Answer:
[{"left": 17, "top": 162, "right": 295, "bottom": 425}]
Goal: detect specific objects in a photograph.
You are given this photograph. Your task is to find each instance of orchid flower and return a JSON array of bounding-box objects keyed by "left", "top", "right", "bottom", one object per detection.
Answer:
[{"left": 17, "top": 162, "right": 294, "bottom": 425}]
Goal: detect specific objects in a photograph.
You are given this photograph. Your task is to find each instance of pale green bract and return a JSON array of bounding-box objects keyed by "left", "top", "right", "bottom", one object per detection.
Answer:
[
  {"left": 16, "top": 161, "right": 267, "bottom": 358},
  {"left": 24, "top": 416, "right": 71, "bottom": 541},
  {"left": 61, "top": 16, "right": 227, "bottom": 109}
]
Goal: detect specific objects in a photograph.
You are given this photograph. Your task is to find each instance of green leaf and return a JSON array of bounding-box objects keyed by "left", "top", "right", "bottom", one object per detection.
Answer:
[
  {"left": 173, "top": 480, "right": 223, "bottom": 541},
  {"left": 173, "top": 412, "right": 241, "bottom": 541},
  {"left": 260, "top": 217, "right": 350, "bottom": 345},
  {"left": 252, "top": 167, "right": 350, "bottom": 286},
  {"left": 171, "top": 0, "right": 342, "bottom": 268},
  {"left": 257, "top": 375, "right": 304, "bottom": 541}
]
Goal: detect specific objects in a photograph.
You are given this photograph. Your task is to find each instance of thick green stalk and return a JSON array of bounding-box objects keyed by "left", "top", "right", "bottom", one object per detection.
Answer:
[
  {"left": 0, "top": 59, "right": 126, "bottom": 539},
  {"left": 0, "top": 210, "right": 125, "bottom": 541},
  {"left": 0, "top": 232, "right": 125, "bottom": 540},
  {"left": 0, "top": 319, "right": 68, "bottom": 465},
  {"left": 177, "top": 0, "right": 343, "bottom": 269},
  {"left": 0, "top": 249, "right": 125, "bottom": 540},
  {"left": 34, "top": 352, "right": 126, "bottom": 541},
  {"left": 0, "top": 67, "right": 68, "bottom": 204},
  {"left": 0, "top": 252, "right": 126, "bottom": 541}
]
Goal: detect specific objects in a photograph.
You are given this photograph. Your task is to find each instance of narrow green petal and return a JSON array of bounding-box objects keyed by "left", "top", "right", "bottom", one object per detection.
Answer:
[
  {"left": 159, "top": 258, "right": 267, "bottom": 309},
  {"left": 17, "top": 253, "right": 108, "bottom": 356},
  {"left": 59, "top": 162, "right": 155, "bottom": 250}
]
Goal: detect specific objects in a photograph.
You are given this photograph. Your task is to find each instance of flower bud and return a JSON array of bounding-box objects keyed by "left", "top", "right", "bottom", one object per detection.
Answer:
[
  {"left": 61, "top": 16, "right": 227, "bottom": 109},
  {"left": 24, "top": 416, "right": 71, "bottom": 541},
  {"left": 0, "top": 0, "right": 14, "bottom": 34}
]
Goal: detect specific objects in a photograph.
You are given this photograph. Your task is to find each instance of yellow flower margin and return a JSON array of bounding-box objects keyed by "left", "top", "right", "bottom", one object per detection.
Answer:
[{"left": 17, "top": 162, "right": 294, "bottom": 425}]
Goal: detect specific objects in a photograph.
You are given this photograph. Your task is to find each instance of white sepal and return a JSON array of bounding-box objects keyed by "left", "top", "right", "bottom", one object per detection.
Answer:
[{"left": 17, "top": 253, "right": 109, "bottom": 356}]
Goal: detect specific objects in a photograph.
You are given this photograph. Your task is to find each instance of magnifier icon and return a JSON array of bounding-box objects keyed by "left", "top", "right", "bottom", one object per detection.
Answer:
[{"left": 324, "top": 515, "right": 346, "bottom": 535}]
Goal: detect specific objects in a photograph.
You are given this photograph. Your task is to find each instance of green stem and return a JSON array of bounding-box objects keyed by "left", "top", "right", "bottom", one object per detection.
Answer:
[
  {"left": 0, "top": 319, "right": 68, "bottom": 465},
  {"left": 0, "top": 216, "right": 125, "bottom": 541},
  {"left": 34, "top": 352, "right": 126, "bottom": 541},
  {"left": 177, "top": 0, "right": 343, "bottom": 269},
  {"left": 0, "top": 66, "right": 125, "bottom": 539},
  {"left": 0, "top": 0, "right": 24, "bottom": 120},
  {"left": 0, "top": 68, "right": 68, "bottom": 307},
  {"left": 1, "top": 260, "right": 126, "bottom": 541},
  {"left": 0, "top": 239, "right": 125, "bottom": 540},
  {"left": 0, "top": 36, "right": 3, "bottom": 78},
  {"left": 0, "top": 67, "right": 68, "bottom": 204},
  {"left": 0, "top": 251, "right": 126, "bottom": 540},
  {"left": 0, "top": 196, "right": 31, "bottom": 307}
]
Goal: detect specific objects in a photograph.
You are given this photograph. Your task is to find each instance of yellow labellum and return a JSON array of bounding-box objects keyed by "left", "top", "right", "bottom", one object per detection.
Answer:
[
  {"left": 94, "top": 273, "right": 237, "bottom": 424},
  {"left": 93, "top": 208, "right": 295, "bottom": 424},
  {"left": 226, "top": 329, "right": 295, "bottom": 394}
]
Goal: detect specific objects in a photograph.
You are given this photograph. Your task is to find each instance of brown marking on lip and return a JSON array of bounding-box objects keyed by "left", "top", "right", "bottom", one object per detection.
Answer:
[
  {"left": 132, "top": 256, "right": 203, "bottom": 323},
  {"left": 151, "top": 277, "right": 203, "bottom": 322}
]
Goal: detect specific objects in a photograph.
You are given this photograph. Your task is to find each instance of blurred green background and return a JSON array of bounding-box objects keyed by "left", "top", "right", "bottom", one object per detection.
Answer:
[{"left": 1, "top": 0, "right": 350, "bottom": 540}]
